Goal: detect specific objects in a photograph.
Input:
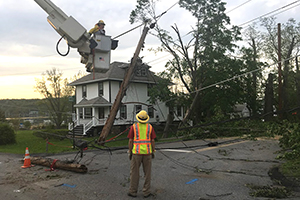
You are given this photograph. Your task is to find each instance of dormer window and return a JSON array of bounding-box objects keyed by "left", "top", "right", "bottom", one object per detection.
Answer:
[{"left": 98, "top": 82, "right": 103, "bottom": 96}]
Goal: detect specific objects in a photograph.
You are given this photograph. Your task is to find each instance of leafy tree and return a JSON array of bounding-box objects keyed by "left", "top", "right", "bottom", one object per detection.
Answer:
[
  {"left": 260, "top": 17, "right": 300, "bottom": 118},
  {"left": 130, "top": 0, "right": 242, "bottom": 125},
  {"left": 24, "top": 121, "right": 31, "bottom": 130},
  {"left": 240, "top": 24, "right": 265, "bottom": 117},
  {"left": 35, "top": 68, "right": 74, "bottom": 129}
]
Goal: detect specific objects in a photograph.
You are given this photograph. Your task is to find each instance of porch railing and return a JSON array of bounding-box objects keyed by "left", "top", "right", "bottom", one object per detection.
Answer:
[{"left": 69, "top": 117, "right": 132, "bottom": 135}]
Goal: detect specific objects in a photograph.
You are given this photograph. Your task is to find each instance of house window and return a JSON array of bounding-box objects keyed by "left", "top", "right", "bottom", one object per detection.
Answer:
[
  {"left": 135, "top": 105, "right": 142, "bottom": 114},
  {"left": 120, "top": 105, "right": 127, "bottom": 119},
  {"left": 84, "top": 108, "right": 92, "bottom": 119},
  {"left": 98, "top": 107, "right": 104, "bottom": 119},
  {"left": 148, "top": 106, "right": 154, "bottom": 118},
  {"left": 98, "top": 82, "right": 103, "bottom": 96},
  {"left": 79, "top": 108, "right": 83, "bottom": 118},
  {"left": 141, "top": 68, "right": 147, "bottom": 76},
  {"left": 82, "top": 85, "right": 87, "bottom": 98},
  {"left": 177, "top": 106, "right": 182, "bottom": 117}
]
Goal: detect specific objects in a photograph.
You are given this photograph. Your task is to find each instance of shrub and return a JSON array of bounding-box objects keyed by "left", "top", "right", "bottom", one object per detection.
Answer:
[
  {"left": 270, "top": 120, "right": 300, "bottom": 160},
  {"left": 0, "top": 123, "right": 16, "bottom": 145}
]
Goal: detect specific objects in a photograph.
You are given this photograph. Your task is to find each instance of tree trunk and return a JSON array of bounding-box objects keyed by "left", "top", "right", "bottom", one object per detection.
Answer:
[
  {"left": 264, "top": 73, "right": 274, "bottom": 122},
  {"left": 180, "top": 90, "right": 199, "bottom": 127},
  {"left": 295, "top": 57, "right": 300, "bottom": 119},
  {"left": 30, "top": 157, "right": 88, "bottom": 173},
  {"left": 162, "top": 112, "right": 174, "bottom": 138}
]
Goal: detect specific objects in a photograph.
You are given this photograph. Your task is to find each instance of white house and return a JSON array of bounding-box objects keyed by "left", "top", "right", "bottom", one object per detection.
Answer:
[
  {"left": 69, "top": 61, "right": 183, "bottom": 136},
  {"left": 230, "top": 103, "right": 250, "bottom": 119}
]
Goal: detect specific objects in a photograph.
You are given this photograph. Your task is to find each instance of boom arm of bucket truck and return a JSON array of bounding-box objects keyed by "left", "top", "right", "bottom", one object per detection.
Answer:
[{"left": 34, "top": 0, "right": 118, "bottom": 72}]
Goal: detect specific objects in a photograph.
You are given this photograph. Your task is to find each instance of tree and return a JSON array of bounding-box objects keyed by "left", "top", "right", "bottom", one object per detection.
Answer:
[
  {"left": 35, "top": 68, "right": 74, "bottom": 129},
  {"left": 260, "top": 17, "right": 300, "bottom": 118},
  {"left": 147, "top": 70, "right": 178, "bottom": 137},
  {"left": 130, "top": 0, "right": 242, "bottom": 126},
  {"left": 24, "top": 121, "right": 31, "bottom": 130},
  {"left": 240, "top": 24, "right": 265, "bottom": 117}
]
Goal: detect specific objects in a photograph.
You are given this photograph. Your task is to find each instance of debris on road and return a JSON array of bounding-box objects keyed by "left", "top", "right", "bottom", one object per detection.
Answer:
[{"left": 30, "top": 157, "right": 87, "bottom": 173}]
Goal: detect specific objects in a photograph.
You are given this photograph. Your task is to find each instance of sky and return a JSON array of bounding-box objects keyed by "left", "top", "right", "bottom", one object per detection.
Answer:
[{"left": 1, "top": 0, "right": 300, "bottom": 99}]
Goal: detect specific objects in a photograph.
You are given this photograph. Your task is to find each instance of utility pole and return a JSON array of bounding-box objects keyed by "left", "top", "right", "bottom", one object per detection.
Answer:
[
  {"left": 278, "top": 23, "right": 283, "bottom": 118},
  {"left": 98, "top": 25, "right": 150, "bottom": 143}
]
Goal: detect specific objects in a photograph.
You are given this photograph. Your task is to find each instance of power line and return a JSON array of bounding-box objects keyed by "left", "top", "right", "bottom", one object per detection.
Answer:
[
  {"left": 113, "top": 1, "right": 179, "bottom": 40},
  {"left": 155, "top": 54, "right": 299, "bottom": 107},
  {"left": 144, "top": 1, "right": 300, "bottom": 68},
  {"left": 239, "top": 0, "right": 300, "bottom": 27},
  {"left": 226, "top": 0, "right": 253, "bottom": 14}
]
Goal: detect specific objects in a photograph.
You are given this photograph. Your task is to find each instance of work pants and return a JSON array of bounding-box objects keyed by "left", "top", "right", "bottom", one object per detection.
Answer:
[{"left": 129, "top": 154, "right": 152, "bottom": 196}]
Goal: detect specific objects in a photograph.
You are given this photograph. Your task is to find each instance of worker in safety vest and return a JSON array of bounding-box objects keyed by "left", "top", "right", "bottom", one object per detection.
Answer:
[
  {"left": 88, "top": 20, "right": 106, "bottom": 36},
  {"left": 127, "top": 110, "right": 156, "bottom": 198},
  {"left": 88, "top": 20, "right": 106, "bottom": 52}
]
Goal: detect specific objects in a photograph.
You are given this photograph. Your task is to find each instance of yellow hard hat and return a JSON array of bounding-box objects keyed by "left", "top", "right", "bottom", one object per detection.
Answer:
[
  {"left": 98, "top": 20, "right": 105, "bottom": 25},
  {"left": 136, "top": 110, "right": 149, "bottom": 123}
]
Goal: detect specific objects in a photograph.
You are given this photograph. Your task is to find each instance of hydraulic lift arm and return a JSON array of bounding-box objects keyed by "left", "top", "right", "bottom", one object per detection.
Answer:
[
  {"left": 34, "top": 0, "right": 117, "bottom": 71},
  {"left": 34, "top": 0, "right": 90, "bottom": 48}
]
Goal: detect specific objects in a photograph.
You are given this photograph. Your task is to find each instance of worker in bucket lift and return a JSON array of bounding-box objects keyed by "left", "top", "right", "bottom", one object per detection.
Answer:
[
  {"left": 127, "top": 110, "right": 156, "bottom": 198},
  {"left": 88, "top": 20, "right": 106, "bottom": 52},
  {"left": 88, "top": 20, "right": 106, "bottom": 36}
]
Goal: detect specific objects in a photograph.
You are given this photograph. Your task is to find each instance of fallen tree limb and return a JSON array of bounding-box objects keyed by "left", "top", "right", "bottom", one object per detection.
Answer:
[{"left": 30, "top": 157, "right": 88, "bottom": 173}]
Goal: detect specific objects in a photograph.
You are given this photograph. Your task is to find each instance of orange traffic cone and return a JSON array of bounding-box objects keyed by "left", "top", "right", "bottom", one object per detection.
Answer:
[{"left": 21, "top": 147, "right": 33, "bottom": 168}]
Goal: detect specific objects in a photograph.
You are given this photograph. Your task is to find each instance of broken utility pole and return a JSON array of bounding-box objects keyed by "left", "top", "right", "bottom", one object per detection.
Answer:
[
  {"left": 98, "top": 24, "right": 150, "bottom": 143},
  {"left": 30, "top": 157, "right": 88, "bottom": 173}
]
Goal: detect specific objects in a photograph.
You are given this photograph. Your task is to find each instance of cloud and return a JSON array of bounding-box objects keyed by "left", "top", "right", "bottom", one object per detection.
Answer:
[{"left": 1, "top": 0, "right": 300, "bottom": 99}]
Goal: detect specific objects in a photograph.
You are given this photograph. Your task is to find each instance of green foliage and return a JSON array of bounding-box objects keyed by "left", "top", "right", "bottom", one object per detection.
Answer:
[
  {"left": 280, "top": 158, "right": 300, "bottom": 178},
  {"left": 147, "top": 71, "right": 178, "bottom": 107},
  {"left": 177, "top": 119, "right": 272, "bottom": 140},
  {"left": 270, "top": 120, "right": 300, "bottom": 160},
  {"left": 35, "top": 68, "right": 74, "bottom": 129},
  {"left": 247, "top": 184, "right": 291, "bottom": 198},
  {"left": 132, "top": 0, "right": 243, "bottom": 124},
  {"left": 24, "top": 121, "right": 31, "bottom": 129},
  {"left": 0, "top": 123, "right": 16, "bottom": 145},
  {"left": 129, "top": 0, "right": 153, "bottom": 24}
]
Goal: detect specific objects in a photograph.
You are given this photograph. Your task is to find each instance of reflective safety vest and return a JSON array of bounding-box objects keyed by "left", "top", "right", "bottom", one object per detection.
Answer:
[{"left": 132, "top": 123, "right": 153, "bottom": 154}]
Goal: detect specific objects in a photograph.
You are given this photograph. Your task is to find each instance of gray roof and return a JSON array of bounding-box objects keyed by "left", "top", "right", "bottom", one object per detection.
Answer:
[
  {"left": 74, "top": 97, "right": 112, "bottom": 107},
  {"left": 69, "top": 61, "right": 160, "bottom": 86},
  {"left": 233, "top": 104, "right": 247, "bottom": 112}
]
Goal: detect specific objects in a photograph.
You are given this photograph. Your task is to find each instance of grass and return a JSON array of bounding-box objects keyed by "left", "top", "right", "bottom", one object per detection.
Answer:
[
  {"left": 0, "top": 129, "right": 179, "bottom": 155},
  {"left": 280, "top": 158, "right": 300, "bottom": 178},
  {"left": 0, "top": 130, "right": 77, "bottom": 154}
]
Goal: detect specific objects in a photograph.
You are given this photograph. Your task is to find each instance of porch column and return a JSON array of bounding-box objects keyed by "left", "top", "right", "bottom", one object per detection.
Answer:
[
  {"left": 76, "top": 108, "right": 80, "bottom": 125},
  {"left": 92, "top": 107, "right": 96, "bottom": 125}
]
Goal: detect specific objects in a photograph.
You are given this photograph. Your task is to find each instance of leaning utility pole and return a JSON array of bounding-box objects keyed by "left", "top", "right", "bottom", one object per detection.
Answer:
[{"left": 98, "top": 25, "right": 150, "bottom": 143}]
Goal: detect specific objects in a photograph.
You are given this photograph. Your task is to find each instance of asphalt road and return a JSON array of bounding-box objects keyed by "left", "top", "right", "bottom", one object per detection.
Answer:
[{"left": 1, "top": 137, "right": 299, "bottom": 200}]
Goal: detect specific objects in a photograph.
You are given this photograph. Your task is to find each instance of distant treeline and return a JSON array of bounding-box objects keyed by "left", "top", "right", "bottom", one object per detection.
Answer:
[{"left": 0, "top": 99, "right": 48, "bottom": 119}]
